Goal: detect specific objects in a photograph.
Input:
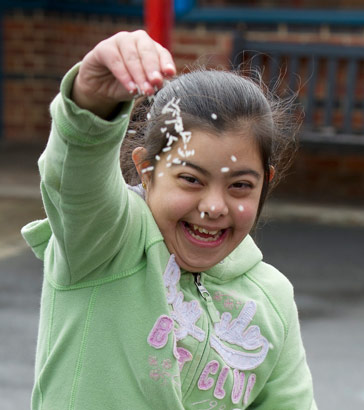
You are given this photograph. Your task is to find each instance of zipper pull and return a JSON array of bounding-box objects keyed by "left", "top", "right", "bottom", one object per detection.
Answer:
[
  {"left": 194, "top": 273, "right": 210, "bottom": 300},
  {"left": 194, "top": 273, "right": 220, "bottom": 324}
]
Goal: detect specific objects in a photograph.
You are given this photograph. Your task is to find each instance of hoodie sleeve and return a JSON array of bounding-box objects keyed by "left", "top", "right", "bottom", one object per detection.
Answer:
[
  {"left": 36, "top": 63, "right": 143, "bottom": 287},
  {"left": 249, "top": 298, "right": 317, "bottom": 410}
]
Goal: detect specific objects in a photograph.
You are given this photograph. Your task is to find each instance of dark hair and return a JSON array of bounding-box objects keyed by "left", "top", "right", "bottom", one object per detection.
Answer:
[{"left": 121, "top": 68, "right": 300, "bottom": 220}]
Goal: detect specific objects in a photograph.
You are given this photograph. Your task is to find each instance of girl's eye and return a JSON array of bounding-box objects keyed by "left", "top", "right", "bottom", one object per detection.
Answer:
[
  {"left": 230, "top": 181, "right": 252, "bottom": 190},
  {"left": 179, "top": 175, "right": 200, "bottom": 185}
]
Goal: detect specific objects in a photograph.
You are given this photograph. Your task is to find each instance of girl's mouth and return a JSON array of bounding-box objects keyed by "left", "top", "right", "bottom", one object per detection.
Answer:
[{"left": 181, "top": 221, "right": 227, "bottom": 246}]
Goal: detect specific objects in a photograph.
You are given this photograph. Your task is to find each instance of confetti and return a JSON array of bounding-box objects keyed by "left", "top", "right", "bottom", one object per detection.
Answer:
[
  {"left": 238, "top": 205, "right": 244, "bottom": 212},
  {"left": 158, "top": 172, "right": 164, "bottom": 177},
  {"left": 155, "top": 155, "right": 161, "bottom": 161},
  {"left": 211, "top": 113, "right": 217, "bottom": 120},
  {"left": 200, "top": 211, "right": 205, "bottom": 219},
  {"left": 128, "top": 129, "right": 136, "bottom": 134},
  {"left": 231, "top": 155, "right": 237, "bottom": 162},
  {"left": 141, "top": 166, "right": 154, "bottom": 174},
  {"left": 166, "top": 154, "right": 172, "bottom": 161},
  {"left": 210, "top": 205, "right": 216, "bottom": 211},
  {"left": 166, "top": 163, "right": 172, "bottom": 168},
  {"left": 172, "top": 158, "right": 182, "bottom": 164},
  {"left": 221, "top": 167, "right": 230, "bottom": 173},
  {"left": 162, "top": 147, "right": 172, "bottom": 152},
  {"left": 166, "top": 134, "right": 179, "bottom": 146},
  {"left": 161, "top": 97, "right": 192, "bottom": 158},
  {"left": 122, "top": 114, "right": 128, "bottom": 118},
  {"left": 147, "top": 113, "right": 151, "bottom": 120}
]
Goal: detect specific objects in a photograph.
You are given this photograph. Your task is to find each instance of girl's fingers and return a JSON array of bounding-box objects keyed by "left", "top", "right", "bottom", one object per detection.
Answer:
[
  {"left": 155, "top": 43, "right": 176, "bottom": 76},
  {"left": 114, "top": 31, "right": 156, "bottom": 95},
  {"left": 90, "top": 30, "right": 177, "bottom": 98},
  {"left": 113, "top": 37, "right": 149, "bottom": 95},
  {"left": 94, "top": 41, "right": 137, "bottom": 95}
]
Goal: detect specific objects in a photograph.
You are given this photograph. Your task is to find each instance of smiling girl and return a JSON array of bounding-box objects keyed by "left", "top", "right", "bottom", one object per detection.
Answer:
[{"left": 22, "top": 30, "right": 316, "bottom": 409}]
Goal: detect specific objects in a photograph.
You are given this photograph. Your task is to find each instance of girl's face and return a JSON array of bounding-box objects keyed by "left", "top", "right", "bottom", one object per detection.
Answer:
[{"left": 137, "top": 129, "right": 265, "bottom": 272}]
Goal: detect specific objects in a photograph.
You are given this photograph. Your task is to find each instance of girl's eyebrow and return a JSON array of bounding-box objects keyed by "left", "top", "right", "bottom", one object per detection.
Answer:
[
  {"left": 230, "top": 169, "right": 261, "bottom": 180},
  {"left": 174, "top": 161, "right": 261, "bottom": 180},
  {"left": 179, "top": 161, "right": 210, "bottom": 176}
]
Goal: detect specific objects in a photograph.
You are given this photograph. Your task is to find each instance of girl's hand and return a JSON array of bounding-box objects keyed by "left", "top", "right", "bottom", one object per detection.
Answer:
[{"left": 71, "top": 30, "right": 176, "bottom": 119}]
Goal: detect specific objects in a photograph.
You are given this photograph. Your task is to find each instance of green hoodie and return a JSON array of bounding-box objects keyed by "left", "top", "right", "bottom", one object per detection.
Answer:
[{"left": 22, "top": 64, "right": 317, "bottom": 410}]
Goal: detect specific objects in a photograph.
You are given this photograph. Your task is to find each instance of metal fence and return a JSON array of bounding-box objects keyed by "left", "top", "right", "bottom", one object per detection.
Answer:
[{"left": 231, "top": 34, "right": 364, "bottom": 145}]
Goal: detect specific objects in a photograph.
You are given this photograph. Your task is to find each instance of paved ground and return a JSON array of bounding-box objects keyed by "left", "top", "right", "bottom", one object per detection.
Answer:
[{"left": 1, "top": 144, "right": 364, "bottom": 409}]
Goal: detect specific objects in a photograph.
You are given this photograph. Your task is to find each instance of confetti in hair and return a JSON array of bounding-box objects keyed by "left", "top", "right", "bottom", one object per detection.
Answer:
[
  {"left": 211, "top": 113, "right": 217, "bottom": 120},
  {"left": 161, "top": 97, "right": 193, "bottom": 159}
]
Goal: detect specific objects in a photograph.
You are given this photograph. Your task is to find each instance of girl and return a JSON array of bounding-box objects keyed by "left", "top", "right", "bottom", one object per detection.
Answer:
[{"left": 22, "top": 30, "right": 316, "bottom": 409}]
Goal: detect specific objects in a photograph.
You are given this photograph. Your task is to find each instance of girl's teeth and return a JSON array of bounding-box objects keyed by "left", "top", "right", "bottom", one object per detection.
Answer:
[
  {"left": 192, "top": 224, "right": 219, "bottom": 235},
  {"left": 187, "top": 223, "right": 222, "bottom": 241}
]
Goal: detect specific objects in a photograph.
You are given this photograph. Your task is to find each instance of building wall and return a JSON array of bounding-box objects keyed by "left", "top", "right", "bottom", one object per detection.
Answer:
[{"left": 2, "top": 10, "right": 364, "bottom": 202}]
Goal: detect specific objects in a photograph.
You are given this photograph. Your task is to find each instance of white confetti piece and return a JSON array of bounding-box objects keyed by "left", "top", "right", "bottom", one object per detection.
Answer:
[
  {"left": 155, "top": 155, "right": 161, "bottom": 161},
  {"left": 161, "top": 127, "right": 167, "bottom": 133},
  {"left": 158, "top": 172, "right": 164, "bottom": 177},
  {"left": 221, "top": 167, "right": 230, "bottom": 173},
  {"left": 166, "top": 154, "right": 172, "bottom": 161},
  {"left": 147, "top": 113, "right": 151, "bottom": 120},
  {"left": 231, "top": 155, "right": 237, "bottom": 162},
  {"left": 200, "top": 211, "right": 205, "bottom": 219},
  {"left": 238, "top": 205, "right": 244, "bottom": 212},
  {"left": 128, "top": 129, "right": 136, "bottom": 134},
  {"left": 141, "top": 166, "right": 154, "bottom": 174},
  {"left": 210, "top": 205, "right": 216, "bottom": 211},
  {"left": 162, "top": 147, "right": 172, "bottom": 152},
  {"left": 211, "top": 113, "right": 217, "bottom": 120}
]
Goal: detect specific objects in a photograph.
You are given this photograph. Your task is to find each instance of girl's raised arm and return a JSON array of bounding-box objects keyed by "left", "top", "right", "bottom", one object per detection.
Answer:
[{"left": 36, "top": 31, "right": 175, "bottom": 286}]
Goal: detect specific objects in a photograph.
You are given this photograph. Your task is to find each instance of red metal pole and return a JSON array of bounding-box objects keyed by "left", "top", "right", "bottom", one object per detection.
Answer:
[{"left": 144, "top": 0, "right": 173, "bottom": 51}]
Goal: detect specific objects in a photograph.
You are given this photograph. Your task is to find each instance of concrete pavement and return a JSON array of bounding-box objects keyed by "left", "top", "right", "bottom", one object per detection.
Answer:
[{"left": 1, "top": 143, "right": 364, "bottom": 409}]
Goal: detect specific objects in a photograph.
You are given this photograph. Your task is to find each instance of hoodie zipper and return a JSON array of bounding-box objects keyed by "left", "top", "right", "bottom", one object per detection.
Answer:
[{"left": 193, "top": 273, "right": 220, "bottom": 324}]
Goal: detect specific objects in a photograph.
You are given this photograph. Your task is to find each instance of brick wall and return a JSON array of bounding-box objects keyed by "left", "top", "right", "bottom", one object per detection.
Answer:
[{"left": 2, "top": 10, "right": 363, "bottom": 202}]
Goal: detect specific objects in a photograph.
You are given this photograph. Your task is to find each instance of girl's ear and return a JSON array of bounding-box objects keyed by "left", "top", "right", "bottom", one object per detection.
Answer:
[
  {"left": 269, "top": 165, "right": 275, "bottom": 182},
  {"left": 132, "top": 147, "right": 151, "bottom": 182}
]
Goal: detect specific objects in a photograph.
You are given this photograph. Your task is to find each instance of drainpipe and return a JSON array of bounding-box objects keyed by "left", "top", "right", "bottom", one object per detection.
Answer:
[{"left": 144, "top": 0, "right": 173, "bottom": 50}]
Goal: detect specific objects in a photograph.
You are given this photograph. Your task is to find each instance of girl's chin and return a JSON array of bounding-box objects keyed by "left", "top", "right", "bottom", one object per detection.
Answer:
[
  {"left": 173, "top": 256, "right": 215, "bottom": 273},
  {"left": 173, "top": 248, "right": 225, "bottom": 272}
]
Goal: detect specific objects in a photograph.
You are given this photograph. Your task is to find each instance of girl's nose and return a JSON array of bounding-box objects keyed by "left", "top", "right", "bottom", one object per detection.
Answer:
[{"left": 198, "top": 189, "right": 228, "bottom": 219}]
